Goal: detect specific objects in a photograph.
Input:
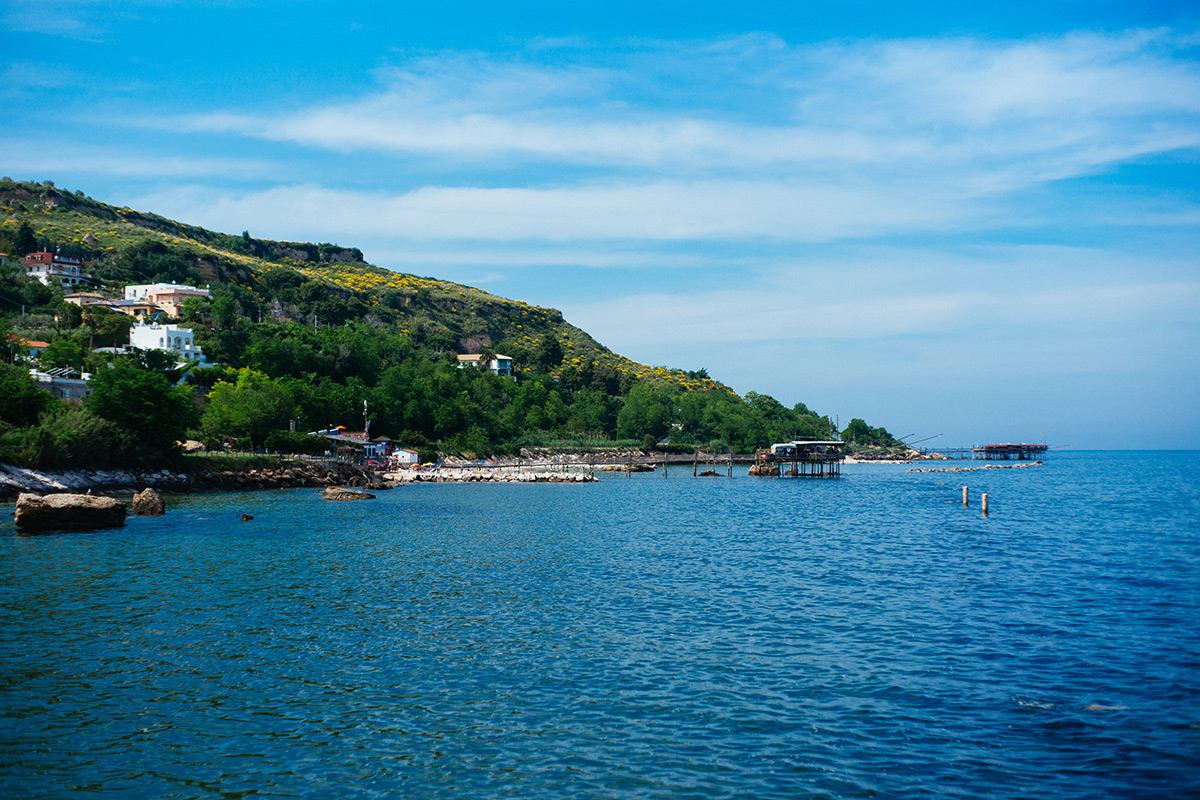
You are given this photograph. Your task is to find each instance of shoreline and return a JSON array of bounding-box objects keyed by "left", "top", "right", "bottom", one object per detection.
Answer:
[
  {"left": 1, "top": 448, "right": 979, "bottom": 500},
  {"left": 0, "top": 460, "right": 382, "bottom": 502}
]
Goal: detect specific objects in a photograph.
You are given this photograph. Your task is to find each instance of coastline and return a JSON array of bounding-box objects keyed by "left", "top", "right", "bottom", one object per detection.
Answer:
[
  {"left": 2, "top": 447, "right": 964, "bottom": 501},
  {"left": 0, "top": 460, "right": 382, "bottom": 502}
]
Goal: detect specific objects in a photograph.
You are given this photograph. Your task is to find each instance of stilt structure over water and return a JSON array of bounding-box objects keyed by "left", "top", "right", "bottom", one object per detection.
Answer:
[
  {"left": 971, "top": 443, "right": 1048, "bottom": 460},
  {"left": 752, "top": 440, "right": 846, "bottom": 477}
]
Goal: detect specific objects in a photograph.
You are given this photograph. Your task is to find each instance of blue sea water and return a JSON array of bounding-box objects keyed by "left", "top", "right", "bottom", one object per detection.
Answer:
[{"left": 1, "top": 451, "right": 1198, "bottom": 799}]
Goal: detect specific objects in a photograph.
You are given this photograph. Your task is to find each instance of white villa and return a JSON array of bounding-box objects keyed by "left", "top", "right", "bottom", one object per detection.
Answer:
[
  {"left": 123, "top": 283, "right": 211, "bottom": 318},
  {"left": 129, "top": 321, "right": 207, "bottom": 363}
]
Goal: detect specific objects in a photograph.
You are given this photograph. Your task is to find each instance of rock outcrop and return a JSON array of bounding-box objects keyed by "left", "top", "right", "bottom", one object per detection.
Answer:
[
  {"left": 322, "top": 486, "right": 376, "bottom": 501},
  {"left": 131, "top": 488, "right": 166, "bottom": 516},
  {"left": 14, "top": 493, "right": 128, "bottom": 531}
]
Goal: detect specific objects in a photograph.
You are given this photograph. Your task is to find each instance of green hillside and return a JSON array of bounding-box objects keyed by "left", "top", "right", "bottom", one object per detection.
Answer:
[
  {"left": 0, "top": 178, "right": 887, "bottom": 469},
  {"left": 0, "top": 178, "right": 718, "bottom": 394}
]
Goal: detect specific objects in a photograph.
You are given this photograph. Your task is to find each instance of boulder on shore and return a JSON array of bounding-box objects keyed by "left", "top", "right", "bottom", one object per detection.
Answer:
[
  {"left": 132, "top": 488, "right": 166, "bottom": 516},
  {"left": 322, "top": 486, "right": 376, "bottom": 501},
  {"left": 15, "top": 492, "right": 127, "bottom": 531}
]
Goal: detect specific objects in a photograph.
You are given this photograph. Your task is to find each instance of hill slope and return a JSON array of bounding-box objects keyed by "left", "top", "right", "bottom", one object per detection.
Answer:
[{"left": 0, "top": 179, "right": 721, "bottom": 393}]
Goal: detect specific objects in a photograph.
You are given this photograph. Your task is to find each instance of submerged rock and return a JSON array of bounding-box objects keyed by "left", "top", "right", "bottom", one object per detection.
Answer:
[
  {"left": 14, "top": 492, "right": 127, "bottom": 531},
  {"left": 132, "top": 488, "right": 166, "bottom": 516},
  {"left": 322, "top": 486, "right": 376, "bottom": 501}
]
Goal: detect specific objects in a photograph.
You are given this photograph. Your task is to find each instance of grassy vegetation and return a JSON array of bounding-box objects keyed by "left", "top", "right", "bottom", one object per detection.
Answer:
[
  {"left": 181, "top": 452, "right": 301, "bottom": 473},
  {"left": 0, "top": 179, "right": 718, "bottom": 393}
]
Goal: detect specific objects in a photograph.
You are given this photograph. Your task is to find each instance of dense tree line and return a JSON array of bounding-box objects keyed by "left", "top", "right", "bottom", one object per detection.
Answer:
[
  {"left": 0, "top": 187, "right": 895, "bottom": 471},
  {"left": 2, "top": 307, "right": 841, "bottom": 468}
]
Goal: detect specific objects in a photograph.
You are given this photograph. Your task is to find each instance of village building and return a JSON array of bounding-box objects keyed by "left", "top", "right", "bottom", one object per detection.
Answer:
[
  {"left": 7, "top": 334, "right": 49, "bottom": 361},
  {"left": 28, "top": 367, "right": 91, "bottom": 401},
  {"left": 123, "top": 283, "right": 211, "bottom": 318},
  {"left": 63, "top": 291, "right": 110, "bottom": 307},
  {"left": 22, "top": 251, "right": 93, "bottom": 288},
  {"left": 311, "top": 428, "right": 391, "bottom": 462},
  {"left": 456, "top": 353, "right": 514, "bottom": 376},
  {"left": 389, "top": 448, "right": 420, "bottom": 467},
  {"left": 108, "top": 299, "right": 165, "bottom": 319},
  {"left": 128, "top": 321, "right": 207, "bottom": 363}
]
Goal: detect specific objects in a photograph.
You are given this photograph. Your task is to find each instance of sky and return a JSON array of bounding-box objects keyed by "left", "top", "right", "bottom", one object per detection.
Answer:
[{"left": 3, "top": 1, "right": 1199, "bottom": 449}]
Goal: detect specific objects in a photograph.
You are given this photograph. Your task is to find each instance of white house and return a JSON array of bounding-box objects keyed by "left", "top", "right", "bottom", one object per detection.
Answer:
[
  {"left": 129, "top": 321, "right": 207, "bottom": 363},
  {"left": 389, "top": 448, "right": 420, "bottom": 467}
]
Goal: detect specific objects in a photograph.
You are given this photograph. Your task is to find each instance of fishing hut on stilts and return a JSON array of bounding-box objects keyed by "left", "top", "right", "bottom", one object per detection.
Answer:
[{"left": 751, "top": 440, "right": 846, "bottom": 477}]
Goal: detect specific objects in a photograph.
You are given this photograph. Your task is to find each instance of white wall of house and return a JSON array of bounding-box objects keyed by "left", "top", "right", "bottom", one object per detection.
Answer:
[
  {"left": 124, "top": 282, "right": 209, "bottom": 300},
  {"left": 129, "top": 322, "right": 207, "bottom": 362}
]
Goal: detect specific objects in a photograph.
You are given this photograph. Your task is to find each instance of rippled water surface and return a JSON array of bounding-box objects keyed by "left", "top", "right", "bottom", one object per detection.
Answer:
[{"left": 2, "top": 451, "right": 1198, "bottom": 798}]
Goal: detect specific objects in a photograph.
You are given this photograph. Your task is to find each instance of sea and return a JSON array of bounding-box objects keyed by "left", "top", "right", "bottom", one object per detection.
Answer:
[{"left": 1, "top": 450, "right": 1197, "bottom": 799}]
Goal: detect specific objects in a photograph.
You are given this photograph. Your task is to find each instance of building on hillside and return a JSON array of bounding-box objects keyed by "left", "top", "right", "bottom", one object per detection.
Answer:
[
  {"left": 7, "top": 334, "right": 49, "bottom": 361},
  {"left": 22, "top": 251, "right": 93, "bottom": 288},
  {"left": 63, "top": 291, "right": 110, "bottom": 307},
  {"left": 456, "top": 353, "right": 514, "bottom": 376},
  {"left": 123, "top": 283, "right": 211, "bottom": 318},
  {"left": 28, "top": 367, "right": 91, "bottom": 401},
  {"left": 108, "top": 299, "right": 165, "bottom": 319},
  {"left": 128, "top": 321, "right": 207, "bottom": 363}
]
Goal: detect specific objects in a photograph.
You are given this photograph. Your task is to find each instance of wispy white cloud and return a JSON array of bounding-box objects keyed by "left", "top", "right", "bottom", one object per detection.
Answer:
[
  {"left": 565, "top": 245, "right": 1200, "bottom": 348},
  {"left": 0, "top": 139, "right": 278, "bottom": 181},
  {"left": 129, "top": 179, "right": 980, "bottom": 245},
  {"left": 171, "top": 29, "right": 1200, "bottom": 189}
]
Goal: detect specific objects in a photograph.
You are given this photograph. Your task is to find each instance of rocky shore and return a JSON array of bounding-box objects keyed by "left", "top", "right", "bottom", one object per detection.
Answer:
[
  {"left": 0, "top": 460, "right": 385, "bottom": 502},
  {"left": 385, "top": 466, "right": 596, "bottom": 483}
]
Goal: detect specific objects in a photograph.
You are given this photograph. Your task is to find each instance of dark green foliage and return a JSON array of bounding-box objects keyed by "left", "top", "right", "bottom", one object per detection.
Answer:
[
  {"left": 534, "top": 333, "right": 564, "bottom": 372},
  {"left": 14, "top": 222, "right": 37, "bottom": 256},
  {"left": 0, "top": 362, "right": 49, "bottom": 427},
  {"left": 39, "top": 335, "right": 87, "bottom": 371},
  {"left": 0, "top": 405, "right": 140, "bottom": 470},
  {"left": 0, "top": 179, "right": 895, "bottom": 465},
  {"left": 85, "top": 360, "right": 199, "bottom": 460},
  {"left": 263, "top": 429, "right": 330, "bottom": 455},
  {"left": 202, "top": 368, "right": 296, "bottom": 450},
  {"left": 841, "top": 418, "right": 898, "bottom": 446}
]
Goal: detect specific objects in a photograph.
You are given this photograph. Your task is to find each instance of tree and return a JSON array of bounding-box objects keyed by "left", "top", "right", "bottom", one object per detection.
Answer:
[
  {"left": 534, "top": 333, "right": 563, "bottom": 372},
  {"left": 14, "top": 222, "right": 37, "bottom": 256},
  {"left": 85, "top": 360, "right": 199, "bottom": 459},
  {"left": 202, "top": 368, "right": 295, "bottom": 450},
  {"left": 212, "top": 296, "right": 238, "bottom": 330},
  {"left": 39, "top": 336, "right": 86, "bottom": 372},
  {"left": 0, "top": 361, "right": 50, "bottom": 427}
]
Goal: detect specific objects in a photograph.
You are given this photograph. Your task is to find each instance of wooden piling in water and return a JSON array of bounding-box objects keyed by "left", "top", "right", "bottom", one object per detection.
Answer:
[
  {"left": 982, "top": 493, "right": 989, "bottom": 516},
  {"left": 962, "top": 486, "right": 968, "bottom": 506}
]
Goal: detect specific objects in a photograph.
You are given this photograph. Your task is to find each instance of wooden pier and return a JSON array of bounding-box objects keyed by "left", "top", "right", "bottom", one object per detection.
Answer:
[
  {"left": 971, "top": 443, "right": 1048, "bottom": 461},
  {"left": 922, "top": 443, "right": 1050, "bottom": 461}
]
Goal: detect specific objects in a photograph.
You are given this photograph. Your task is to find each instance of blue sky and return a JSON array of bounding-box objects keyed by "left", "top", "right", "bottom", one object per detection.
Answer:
[{"left": 4, "top": 1, "right": 1199, "bottom": 448}]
